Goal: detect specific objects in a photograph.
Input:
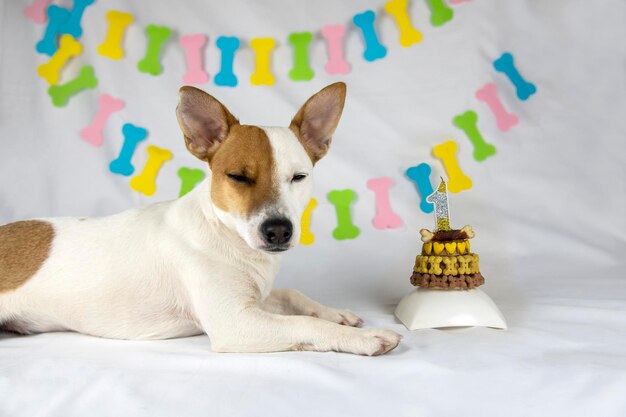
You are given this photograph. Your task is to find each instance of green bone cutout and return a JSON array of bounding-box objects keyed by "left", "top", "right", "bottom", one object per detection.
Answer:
[
  {"left": 288, "top": 32, "right": 314, "bottom": 81},
  {"left": 48, "top": 65, "right": 97, "bottom": 107},
  {"left": 426, "top": 0, "right": 454, "bottom": 27},
  {"left": 177, "top": 167, "right": 205, "bottom": 197},
  {"left": 137, "top": 24, "right": 172, "bottom": 75},
  {"left": 452, "top": 110, "right": 496, "bottom": 162},
  {"left": 327, "top": 189, "right": 360, "bottom": 240}
]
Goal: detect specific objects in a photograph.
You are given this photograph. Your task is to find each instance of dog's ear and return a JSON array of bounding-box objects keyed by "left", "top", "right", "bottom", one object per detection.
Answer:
[
  {"left": 290, "top": 82, "right": 346, "bottom": 164},
  {"left": 176, "top": 86, "right": 239, "bottom": 162}
]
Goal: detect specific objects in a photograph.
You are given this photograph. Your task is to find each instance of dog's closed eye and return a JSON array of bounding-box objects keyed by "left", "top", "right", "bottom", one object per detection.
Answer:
[
  {"left": 291, "top": 173, "right": 307, "bottom": 183},
  {"left": 227, "top": 173, "right": 254, "bottom": 185}
]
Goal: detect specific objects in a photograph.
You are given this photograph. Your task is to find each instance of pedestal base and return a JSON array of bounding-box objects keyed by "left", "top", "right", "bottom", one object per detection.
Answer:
[{"left": 395, "top": 287, "right": 507, "bottom": 330}]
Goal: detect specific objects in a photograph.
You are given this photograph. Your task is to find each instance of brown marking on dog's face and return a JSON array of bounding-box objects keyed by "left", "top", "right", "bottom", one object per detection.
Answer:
[
  {"left": 0, "top": 220, "right": 54, "bottom": 293},
  {"left": 209, "top": 125, "right": 277, "bottom": 219}
]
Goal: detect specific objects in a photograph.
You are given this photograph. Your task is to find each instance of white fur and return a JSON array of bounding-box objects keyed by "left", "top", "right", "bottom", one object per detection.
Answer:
[{"left": 0, "top": 127, "right": 401, "bottom": 355}]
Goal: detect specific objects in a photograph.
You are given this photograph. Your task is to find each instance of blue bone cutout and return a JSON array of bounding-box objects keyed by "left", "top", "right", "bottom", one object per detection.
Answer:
[
  {"left": 214, "top": 36, "right": 240, "bottom": 87},
  {"left": 109, "top": 124, "right": 148, "bottom": 176},
  {"left": 405, "top": 163, "right": 434, "bottom": 214},
  {"left": 493, "top": 52, "right": 537, "bottom": 101},
  {"left": 353, "top": 10, "right": 387, "bottom": 62}
]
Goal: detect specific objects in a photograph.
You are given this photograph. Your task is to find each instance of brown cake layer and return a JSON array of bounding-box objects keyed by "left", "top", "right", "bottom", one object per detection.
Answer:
[
  {"left": 431, "top": 229, "right": 470, "bottom": 242},
  {"left": 410, "top": 272, "right": 485, "bottom": 290}
]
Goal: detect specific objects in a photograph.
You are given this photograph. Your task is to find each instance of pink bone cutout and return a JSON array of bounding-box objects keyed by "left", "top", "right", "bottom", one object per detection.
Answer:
[
  {"left": 180, "top": 34, "right": 209, "bottom": 84},
  {"left": 321, "top": 24, "right": 350, "bottom": 75},
  {"left": 367, "top": 176, "right": 403, "bottom": 229},
  {"left": 80, "top": 94, "right": 125, "bottom": 147},
  {"left": 475, "top": 83, "right": 519, "bottom": 132},
  {"left": 449, "top": 0, "right": 471, "bottom": 4},
  {"left": 24, "top": 0, "right": 51, "bottom": 24}
]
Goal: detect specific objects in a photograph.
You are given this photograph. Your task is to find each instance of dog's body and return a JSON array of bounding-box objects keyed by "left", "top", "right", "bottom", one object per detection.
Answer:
[{"left": 0, "top": 84, "right": 401, "bottom": 355}]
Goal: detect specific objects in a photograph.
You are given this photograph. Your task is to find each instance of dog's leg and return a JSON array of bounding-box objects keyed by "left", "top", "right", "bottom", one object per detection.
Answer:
[
  {"left": 214, "top": 307, "right": 399, "bottom": 355},
  {"left": 184, "top": 272, "right": 401, "bottom": 355},
  {"left": 263, "top": 289, "right": 363, "bottom": 327}
]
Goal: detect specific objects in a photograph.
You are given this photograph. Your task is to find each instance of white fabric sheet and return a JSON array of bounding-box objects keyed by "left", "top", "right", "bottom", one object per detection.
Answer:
[{"left": 1, "top": 0, "right": 625, "bottom": 416}]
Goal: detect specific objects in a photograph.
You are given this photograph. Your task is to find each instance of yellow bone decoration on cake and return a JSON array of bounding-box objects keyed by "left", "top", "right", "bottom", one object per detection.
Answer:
[
  {"left": 415, "top": 256, "right": 429, "bottom": 273},
  {"left": 457, "top": 255, "right": 472, "bottom": 274},
  {"left": 469, "top": 254, "right": 480, "bottom": 273},
  {"left": 445, "top": 242, "right": 456, "bottom": 253},
  {"left": 423, "top": 242, "right": 433, "bottom": 255},
  {"left": 442, "top": 257, "right": 457, "bottom": 275},
  {"left": 427, "top": 256, "right": 443, "bottom": 274}
]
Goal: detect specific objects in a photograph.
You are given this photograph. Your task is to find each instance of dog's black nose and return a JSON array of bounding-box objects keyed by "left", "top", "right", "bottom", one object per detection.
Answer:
[{"left": 261, "top": 218, "right": 293, "bottom": 246}]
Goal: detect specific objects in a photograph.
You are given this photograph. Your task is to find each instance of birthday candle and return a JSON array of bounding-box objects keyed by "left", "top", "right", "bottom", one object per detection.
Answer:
[{"left": 426, "top": 178, "right": 451, "bottom": 231}]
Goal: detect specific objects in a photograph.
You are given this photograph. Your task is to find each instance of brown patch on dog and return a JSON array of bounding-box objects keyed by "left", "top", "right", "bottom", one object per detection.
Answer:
[
  {"left": 0, "top": 221, "right": 54, "bottom": 293},
  {"left": 209, "top": 125, "right": 277, "bottom": 218}
]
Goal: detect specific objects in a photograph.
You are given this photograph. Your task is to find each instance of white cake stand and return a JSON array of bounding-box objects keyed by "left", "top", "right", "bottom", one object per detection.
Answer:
[{"left": 395, "top": 287, "right": 507, "bottom": 330}]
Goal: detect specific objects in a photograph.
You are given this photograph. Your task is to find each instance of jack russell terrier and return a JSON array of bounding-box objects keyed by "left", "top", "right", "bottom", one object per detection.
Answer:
[{"left": 0, "top": 83, "right": 401, "bottom": 355}]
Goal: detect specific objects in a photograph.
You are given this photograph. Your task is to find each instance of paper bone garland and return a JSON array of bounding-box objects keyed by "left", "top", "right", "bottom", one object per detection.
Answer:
[
  {"left": 180, "top": 34, "right": 209, "bottom": 84},
  {"left": 425, "top": 0, "right": 454, "bottom": 27},
  {"left": 367, "top": 177, "right": 403, "bottom": 230},
  {"left": 37, "top": 34, "right": 82, "bottom": 85},
  {"left": 24, "top": 0, "right": 51, "bottom": 24},
  {"left": 109, "top": 124, "right": 148, "bottom": 176},
  {"left": 384, "top": 0, "right": 423, "bottom": 47},
  {"left": 130, "top": 146, "right": 173, "bottom": 197},
  {"left": 27, "top": 3, "right": 539, "bottom": 239},
  {"left": 214, "top": 36, "right": 240, "bottom": 87},
  {"left": 453, "top": 110, "right": 497, "bottom": 162},
  {"left": 300, "top": 198, "right": 318, "bottom": 245},
  {"left": 321, "top": 25, "right": 350, "bottom": 75},
  {"left": 59, "top": 0, "right": 95, "bottom": 39},
  {"left": 475, "top": 83, "right": 519, "bottom": 132},
  {"left": 405, "top": 163, "right": 435, "bottom": 214},
  {"left": 327, "top": 190, "right": 360, "bottom": 240},
  {"left": 137, "top": 25, "right": 172, "bottom": 76},
  {"left": 98, "top": 11, "right": 133, "bottom": 60},
  {"left": 177, "top": 168, "right": 205, "bottom": 197},
  {"left": 352, "top": 10, "right": 387, "bottom": 62},
  {"left": 48, "top": 65, "right": 98, "bottom": 107},
  {"left": 250, "top": 38, "right": 276, "bottom": 86},
  {"left": 36, "top": 5, "right": 69, "bottom": 56},
  {"left": 494, "top": 52, "right": 537, "bottom": 101},
  {"left": 288, "top": 32, "right": 315, "bottom": 81},
  {"left": 432, "top": 140, "right": 473, "bottom": 193},
  {"left": 80, "top": 94, "right": 125, "bottom": 147}
]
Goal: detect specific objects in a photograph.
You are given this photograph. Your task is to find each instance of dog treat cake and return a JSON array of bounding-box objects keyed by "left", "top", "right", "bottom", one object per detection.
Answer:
[{"left": 410, "top": 178, "right": 485, "bottom": 290}]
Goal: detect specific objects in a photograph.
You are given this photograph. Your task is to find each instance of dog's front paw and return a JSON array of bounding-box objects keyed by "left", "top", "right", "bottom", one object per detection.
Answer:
[
  {"left": 342, "top": 328, "right": 402, "bottom": 356},
  {"left": 354, "top": 329, "right": 402, "bottom": 356},
  {"left": 311, "top": 307, "right": 363, "bottom": 327}
]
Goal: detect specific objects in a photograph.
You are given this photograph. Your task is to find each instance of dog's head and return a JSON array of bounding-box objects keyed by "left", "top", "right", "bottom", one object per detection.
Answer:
[{"left": 176, "top": 83, "right": 346, "bottom": 253}]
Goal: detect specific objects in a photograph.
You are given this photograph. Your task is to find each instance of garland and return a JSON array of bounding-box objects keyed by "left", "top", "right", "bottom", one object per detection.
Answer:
[{"left": 26, "top": 0, "right": 537, "bottom": 243}]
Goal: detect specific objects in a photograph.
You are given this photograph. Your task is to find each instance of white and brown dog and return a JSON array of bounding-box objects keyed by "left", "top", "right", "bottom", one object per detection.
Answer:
[{"left": 0, "top": 83, "right": 401, "bottom": 355}]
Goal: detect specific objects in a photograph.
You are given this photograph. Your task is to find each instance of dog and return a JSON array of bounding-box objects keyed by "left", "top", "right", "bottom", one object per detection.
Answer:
[{"left": 0, "top": 83, "right": 401, "bottom": 355}]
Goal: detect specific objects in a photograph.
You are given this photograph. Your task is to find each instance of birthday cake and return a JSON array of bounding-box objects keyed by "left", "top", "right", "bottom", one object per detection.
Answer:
[{"left": 410, "top": 179, "right": 485, "bottom": 290}]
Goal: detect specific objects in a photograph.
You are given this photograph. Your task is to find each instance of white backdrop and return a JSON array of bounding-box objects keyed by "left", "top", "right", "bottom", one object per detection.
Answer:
[{"left": 1, "top": 1, "right": 625, "bottom": 416}]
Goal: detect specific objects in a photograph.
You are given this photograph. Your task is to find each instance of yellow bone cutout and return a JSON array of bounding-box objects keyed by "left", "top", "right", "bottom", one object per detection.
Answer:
[
  {"left": 384, "top": 0, "right": 423, "bottom": 47},
  {"left": 432, "top": 140, "right": 473, "bottom": 193},
  {"left": 98, "top": 11, "right": 134, "bottom": 60},
  {"left": 37, "top": 35, "right": 82, "bottom": 85},
  {"left": 250, "top": 38, "right": 276, "bottom": 86},
  {"left": 130, "top": 146, "right": 173, "bottom": 196},
  {"left": 300, "top": 198, "right": 317, "bottom": 245}
]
